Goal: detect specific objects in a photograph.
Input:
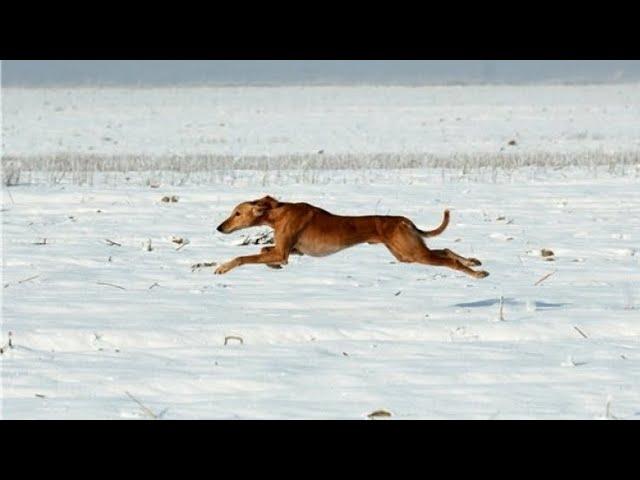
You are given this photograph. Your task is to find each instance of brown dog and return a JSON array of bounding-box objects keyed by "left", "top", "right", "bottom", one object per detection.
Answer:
[{"left": 214, "top": 195, "right": 488, "bottom": 278}]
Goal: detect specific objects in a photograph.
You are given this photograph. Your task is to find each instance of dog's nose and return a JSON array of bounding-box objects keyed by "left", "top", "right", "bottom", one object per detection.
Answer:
[{"left": 216, "top": 224, "right": 224, "bottom": 233}]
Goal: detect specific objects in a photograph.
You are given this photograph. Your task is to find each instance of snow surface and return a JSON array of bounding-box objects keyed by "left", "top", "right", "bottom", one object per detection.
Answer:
[
  {"left": 2, "top": 84, "right": 640, "bottom": 419},
  {"left": 2, "top": 168, "right": 639, "bottom": 419},
  {"left": 3, "top": 84, "right": 640, "bottom": 157}
]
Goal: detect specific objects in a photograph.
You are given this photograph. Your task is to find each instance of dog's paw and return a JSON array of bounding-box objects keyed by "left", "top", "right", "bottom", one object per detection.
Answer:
[
  {"left": 475, "top": 270, "right": 490, "bottom": 279},
  {"left": 266, "top": 264, "right": 283, "bottom": 269},
  {"left": 214, "top": 263, "right": 233, "bottom": 275},
  {"left": 467, "top": 258, "right": 482, "bottom": 266}
]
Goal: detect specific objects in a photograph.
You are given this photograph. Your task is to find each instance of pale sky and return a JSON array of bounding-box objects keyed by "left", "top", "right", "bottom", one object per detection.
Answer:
[{"left": 3, "top": 60, "right": 640, "bottom": 86}]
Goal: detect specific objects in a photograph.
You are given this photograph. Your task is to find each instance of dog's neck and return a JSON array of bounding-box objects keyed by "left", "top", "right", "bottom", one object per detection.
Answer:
[
  {"left": 260, "top": 213, "right": 276, "bottom": 228},
  {"left": 257, "top": 205, "right": 284, "bottom": 229},
  {"left": 255, "top": 217, "right": 273, "bottom": 228}
]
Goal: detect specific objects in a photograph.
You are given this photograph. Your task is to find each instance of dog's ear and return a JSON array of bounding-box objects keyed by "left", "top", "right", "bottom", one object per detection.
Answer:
[
  {"left": 253, "top": 195, "right": 280, "bottom": 211},
  {"left": 251, "top": 196, "right": 279, "bottom": 217},
  {"left": 252, "top": 204, "right": 267, "bottom": 217},
  {"left": 259, "top": 195, "right": 279, "bottom": 208}
]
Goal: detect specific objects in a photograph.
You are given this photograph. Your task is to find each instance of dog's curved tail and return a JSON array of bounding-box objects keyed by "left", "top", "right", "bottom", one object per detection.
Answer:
[{"left": 415, "top": 209, "right": 450, "bottom": 237}]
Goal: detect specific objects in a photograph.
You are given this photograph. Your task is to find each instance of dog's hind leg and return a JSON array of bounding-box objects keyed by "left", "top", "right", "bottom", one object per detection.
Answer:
[
  {"left": 384, "top": 226, "right": 488, "bottom": 278},
  {"left": 417, "top": 248, "right": 488, "bottom": 278},
  {"left": 431, "top": 248, "right": 482, "bottom": 267}
]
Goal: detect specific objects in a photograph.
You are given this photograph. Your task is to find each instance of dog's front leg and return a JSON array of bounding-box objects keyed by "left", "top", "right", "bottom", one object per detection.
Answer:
[
  {"left": 260, "top": 246, "right": 283, "bottom": 269},
  {"left": 214, "top": 247, "right": 289, "bottom": 274}
]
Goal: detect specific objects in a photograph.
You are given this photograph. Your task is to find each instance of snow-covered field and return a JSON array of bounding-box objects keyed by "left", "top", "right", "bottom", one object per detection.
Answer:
[
  {"left": 2, "top": 84, "right": 640, "bottom": 419},
  {"left": 3, "top": 84, "right": 640, "bottom": 157},
  {"left": 2, "top": 168, "right": 639, "bottom": 419}
]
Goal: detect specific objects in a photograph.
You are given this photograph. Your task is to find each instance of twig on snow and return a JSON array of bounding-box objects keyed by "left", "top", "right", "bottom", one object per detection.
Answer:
[
  {"left": 0, "top": 332, "right": 14, "bottom": 354},
  {"left": 105, "top": 239, "right": 122, "bottom": 247},
  {"left": 367, "top": 409, "right": 392, "bottom": 419},
  {"left": 534, "top": 270, "right": 556, "bottom": 286},
  {"left": 605, "top": 396, "right": 618, "bottom": 420},
  {"left": 224, "top": 335, "right": 244, "bottom": 345},
  {"left": 239, "top": 231, "right": 274, "bottom": 246},
  {"left": 574, "top": 326, "right": 589, "bottom": 339},
  {"left": 97, "top": 282, "right": 126, "bottom": 290},
  {"left": 125, "top": 391, "right": 158, "bottom": 419},
  {"left": 18, "top": 275, "right": 40, "bottom": 284},
  {"left": 191, "top": 262, "right": 217, "bottom": 272}
]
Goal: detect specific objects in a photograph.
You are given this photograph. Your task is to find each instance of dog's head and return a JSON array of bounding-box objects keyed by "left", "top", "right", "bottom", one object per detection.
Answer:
[{"left": 216, "top": 195, "right": 280, "bottom": 234}]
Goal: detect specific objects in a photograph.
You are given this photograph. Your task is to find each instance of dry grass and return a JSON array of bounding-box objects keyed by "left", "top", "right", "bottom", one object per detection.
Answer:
[{"left": 3, "top": 151, "right": 639, "bottom": 186}]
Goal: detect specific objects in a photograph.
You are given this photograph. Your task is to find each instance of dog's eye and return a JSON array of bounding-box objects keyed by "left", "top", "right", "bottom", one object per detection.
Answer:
[{"left": 235, "top": 212, "right": 240, "bottom": 216}]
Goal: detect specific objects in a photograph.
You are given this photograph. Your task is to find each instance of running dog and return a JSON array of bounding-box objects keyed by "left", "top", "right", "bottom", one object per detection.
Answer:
[{"left": 213, "top": 196, "right": 488, "bottom": 278}]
